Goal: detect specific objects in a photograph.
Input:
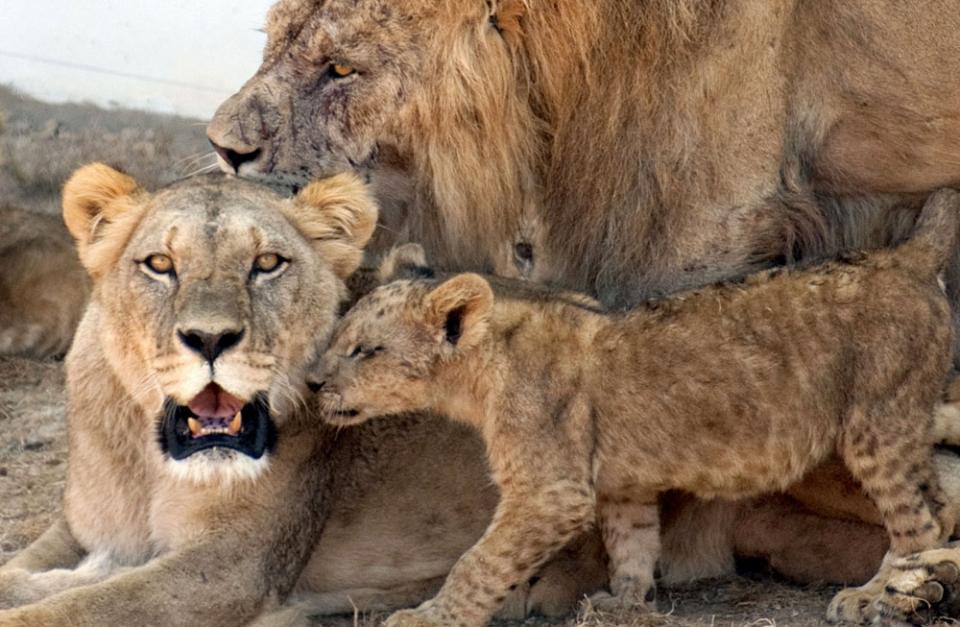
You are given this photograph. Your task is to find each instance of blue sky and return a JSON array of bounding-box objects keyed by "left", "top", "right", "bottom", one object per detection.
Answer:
[{"left": 0, "top": 0, "right": 275, "bottom": 118}]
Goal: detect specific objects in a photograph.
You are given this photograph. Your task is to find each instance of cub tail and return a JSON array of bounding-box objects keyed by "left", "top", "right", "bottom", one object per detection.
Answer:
[{"left": 898, "top": 188, "right": 960, "bottom": 276}]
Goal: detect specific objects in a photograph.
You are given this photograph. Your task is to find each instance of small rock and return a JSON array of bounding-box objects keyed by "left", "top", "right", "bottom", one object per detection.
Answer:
[{"left": 0, "top": 467, "right": 7, "bottom": 476}]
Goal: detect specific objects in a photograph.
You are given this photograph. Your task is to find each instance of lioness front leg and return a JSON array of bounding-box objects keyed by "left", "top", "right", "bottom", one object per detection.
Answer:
[
  {"left": 385, "top": 482, "right": 595, "bottom": 627},
  {"left": 0, "top": 517, "right": 92, "bottom": 610},
  {"left": 590, "top": 492, "right": 659, "bottom": 612}
]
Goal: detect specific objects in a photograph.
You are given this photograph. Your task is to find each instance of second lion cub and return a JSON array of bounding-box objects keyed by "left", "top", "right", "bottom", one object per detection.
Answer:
[{"left": 311, "top": 190, "right": 960, "bottom": 626}]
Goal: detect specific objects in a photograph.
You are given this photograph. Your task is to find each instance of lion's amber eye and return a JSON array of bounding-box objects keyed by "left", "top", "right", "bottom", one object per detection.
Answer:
[
  {"left": 254, "top": 253, "right": 283, "bottom": 274},
  {"left": 144, "top": 254, "right": 174, "bottom": 275},
  {"left": 330, "top": 63, "right": 356, "bottom": 78}
]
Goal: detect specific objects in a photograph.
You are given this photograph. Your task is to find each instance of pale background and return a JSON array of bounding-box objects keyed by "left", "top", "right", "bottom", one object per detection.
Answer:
[{"left": 0, "top": 0, "right": 276, "bottom": 119}]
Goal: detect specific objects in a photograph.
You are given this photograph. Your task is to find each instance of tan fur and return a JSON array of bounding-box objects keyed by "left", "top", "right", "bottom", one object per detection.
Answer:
[
  {"left": 209, "top": 0, "right": 960, "bottom": 301},
  {"left": 0, "top": 166, "right": 378, "bottom": 625},
  {"left": 312, "top": 190, "right": 960, "bottom": 625},
  {"left": 205, "top": 2, "right": 960, "bottom": 607},
  {"left": 0, "top": 206, "right": 90, "bottom": 358}
]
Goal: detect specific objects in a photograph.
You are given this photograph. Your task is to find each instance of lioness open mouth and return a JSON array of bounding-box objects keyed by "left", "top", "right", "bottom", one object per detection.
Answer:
[{"left": 158, "top": 384, "right": 276, "bottom": 461}]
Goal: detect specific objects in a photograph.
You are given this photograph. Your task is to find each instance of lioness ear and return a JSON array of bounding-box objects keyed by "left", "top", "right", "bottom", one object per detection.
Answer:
[
  {"left": 62, "top": 163, "right": 145, "bottom": 278},
  {"left": 289, "top": 173, "right": 378, "bottom": 279},
  {"left": 424, "top": 273, "right": 494, "bottom": 350}
]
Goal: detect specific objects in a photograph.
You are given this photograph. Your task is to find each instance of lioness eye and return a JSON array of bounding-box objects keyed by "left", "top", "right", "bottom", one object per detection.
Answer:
[
  {"left": 143, "top": 254, "right": 174, "bottom": 275},
  {"left": 329, "top": 63, "right": 356, "bottom": 78},
  {"left": 253, "top": 253, "right": 285, "bottom": 274}
]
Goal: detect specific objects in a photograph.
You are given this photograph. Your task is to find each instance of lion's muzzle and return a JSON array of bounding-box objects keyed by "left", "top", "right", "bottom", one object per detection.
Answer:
[{"left": 158, "top": 387, "right": 276, "bottom": 461}]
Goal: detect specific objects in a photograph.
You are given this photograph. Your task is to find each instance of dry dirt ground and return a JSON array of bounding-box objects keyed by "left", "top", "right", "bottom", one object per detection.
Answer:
[
  {"left": 0, "top": 85, "right": 855, "bottom": 625},
  {"left": 0, "top": 360, "right": 840, "bottom": 627}
]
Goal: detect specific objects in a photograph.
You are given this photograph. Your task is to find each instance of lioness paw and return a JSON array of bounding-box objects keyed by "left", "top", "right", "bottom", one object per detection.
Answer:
[{"left": 874, "top": 547, "right": 960, "bottom": 624}]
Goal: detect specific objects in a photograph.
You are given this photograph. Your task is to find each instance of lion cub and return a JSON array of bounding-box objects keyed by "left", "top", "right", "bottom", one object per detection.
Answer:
[{"left": 312, "top": 190, "right": 960, "bottom": 627}]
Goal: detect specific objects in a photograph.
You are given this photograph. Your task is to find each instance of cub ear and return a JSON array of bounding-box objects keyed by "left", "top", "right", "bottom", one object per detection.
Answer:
[
  {"left": 62, "top": 163, "right": 145, "bottom": 278},
  {"left": 289, "top": 173, "right": 379, "bottom": 279},
  {"left": 424, "top": 273, "right": 494, "bottom": 350}
]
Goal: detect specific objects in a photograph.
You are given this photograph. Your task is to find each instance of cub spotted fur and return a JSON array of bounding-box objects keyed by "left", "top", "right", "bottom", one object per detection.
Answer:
[{"left": 313, "top": 190, "right": 960, "bottom": 626}]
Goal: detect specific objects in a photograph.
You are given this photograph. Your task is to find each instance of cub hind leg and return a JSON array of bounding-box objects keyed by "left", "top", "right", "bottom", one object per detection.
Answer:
[{"left": 827, "top": 401, "right": 952, "bottom": 624}]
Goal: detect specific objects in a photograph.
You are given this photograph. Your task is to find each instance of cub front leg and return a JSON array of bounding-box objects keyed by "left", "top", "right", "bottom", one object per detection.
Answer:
[
  {"left": 591, "top": 492, "right": 659, "bottom": 612},
  {"left": 385, "top": 482, "right": 595, "bottom": 627}
]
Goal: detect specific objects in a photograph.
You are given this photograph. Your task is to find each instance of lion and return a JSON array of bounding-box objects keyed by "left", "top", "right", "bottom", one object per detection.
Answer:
[
  {"left": 311, "top": 190, "right": 959, "bottom": 626},
  {"left": 205, "top": 0, "right": 960, "bottom": 617},
  {"left": 0, "top": 205, "right": 90, "bottom": 358},
  {"left": 0, "top": 165, "right": 386, "bottom": 625}
]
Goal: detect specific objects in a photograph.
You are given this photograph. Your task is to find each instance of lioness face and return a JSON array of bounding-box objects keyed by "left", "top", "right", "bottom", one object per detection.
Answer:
[
  {"left": 207, "top": 0, "right": 513, "bottom": 191},
  {"left": 311, "top": 274, "right": 494, "bottom": 425},
  {"left": 63, "top": 165, "right": 377, "bottom": 483}
]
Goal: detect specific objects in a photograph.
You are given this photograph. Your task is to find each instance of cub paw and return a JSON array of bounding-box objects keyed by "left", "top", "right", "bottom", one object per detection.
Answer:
[
  {"left": 383, "top": 608, "right": 448, "bottom": 627},
  {"left": 586, "top": 576, "right": 656, "bottom": 613},
  {"left": 827, "top": 585, "right": 880, "bottom": 624},
  {"left": 875, "top": 547, "right": 960, "bottom": 623}
]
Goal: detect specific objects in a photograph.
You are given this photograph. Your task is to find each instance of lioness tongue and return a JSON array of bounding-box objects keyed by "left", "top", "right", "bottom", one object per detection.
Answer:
[{"left": 188, "top": 383, "right": 244, "bottom": 419}]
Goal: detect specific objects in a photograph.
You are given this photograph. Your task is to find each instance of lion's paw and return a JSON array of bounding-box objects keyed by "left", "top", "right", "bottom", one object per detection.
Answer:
[
  {"left": 0, "top": 569, "right": 33, "bottom": 611},
  {"left": 873, "top": 547, "right": 960, "bottom": 624}
]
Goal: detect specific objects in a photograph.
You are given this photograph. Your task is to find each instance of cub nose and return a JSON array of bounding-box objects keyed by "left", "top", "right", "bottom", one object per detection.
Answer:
[
  {"left": 210, "top": 141, "right": 261, "bottom": 174},
  {"left": 178, "top": 328, "right": 245, "bottom": 363}
]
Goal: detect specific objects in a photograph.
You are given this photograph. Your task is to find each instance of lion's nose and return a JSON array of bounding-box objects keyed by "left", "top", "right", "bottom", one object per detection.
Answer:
[
  {"left": 210, "top": 141, "right": 261, "bottom": 174},
  {"left": 178, "top": 328, "right": 245, "bottom": 363},
  {"left": 306, "top": 379, "right": 326, "bottom": 393}
]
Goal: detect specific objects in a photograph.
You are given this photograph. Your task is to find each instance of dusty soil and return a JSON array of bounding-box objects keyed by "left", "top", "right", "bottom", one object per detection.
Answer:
[{"left": 0, "top": 355, "right": 841, "bottom": 626}]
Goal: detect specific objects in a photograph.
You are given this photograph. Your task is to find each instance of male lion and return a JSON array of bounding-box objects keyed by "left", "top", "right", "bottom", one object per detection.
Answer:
[{"left": 206, "top": 0, "right": 960, "bottom": 618}]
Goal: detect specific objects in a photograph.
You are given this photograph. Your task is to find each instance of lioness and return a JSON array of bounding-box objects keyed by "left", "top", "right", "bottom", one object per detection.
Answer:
[
  {"left": 312, "top": 190, "right": 960, "bottom": 626},
  {"left": 0, "top": 165, "right": 382, "bottom": 625}
]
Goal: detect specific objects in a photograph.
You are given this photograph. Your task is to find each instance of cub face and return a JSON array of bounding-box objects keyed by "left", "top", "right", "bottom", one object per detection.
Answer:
[
  {"left": 63, "top": 164, "right": 377, "bottom": 483},
  {"left": 311, "top": 273, "right": 494, "bottom": 425}
]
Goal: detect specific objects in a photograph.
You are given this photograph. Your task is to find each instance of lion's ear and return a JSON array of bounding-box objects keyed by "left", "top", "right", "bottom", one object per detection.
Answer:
[
  {"left": 62, "top": 163, "right": 145, "bottom": 278},
  {"left": 423, "top": 273, "right": 494, "bottom": 350},
  {"left": 378, "top": 243, "right": 434, "bottom": 283},
  {"left": 490, "top": 0, "right": 526, "bottom": 42},
  {"left": 290, "top": 173, "right": 379, "bottom": 280}
]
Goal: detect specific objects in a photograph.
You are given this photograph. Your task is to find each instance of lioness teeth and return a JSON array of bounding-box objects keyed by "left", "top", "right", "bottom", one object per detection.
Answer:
[
  {"left": 187, "top": 417, "right": 202, "bottom": 437},
  {"left": 228, "top": 412, "right": 242, "bottom": 435}
]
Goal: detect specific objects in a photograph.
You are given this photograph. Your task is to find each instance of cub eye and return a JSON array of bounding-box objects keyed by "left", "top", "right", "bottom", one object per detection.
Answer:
[
  {"left": 329, "top": 63, "right": 356, "bottom": 79},
  {"left": 349, "top": 345, "right": 384, "bottom": 359},
  {"left": 143, "top": 254, "right": 174, "bottom": 275},
  {"left": 253, "top": 253, "right": 286, "bottom": 275}
]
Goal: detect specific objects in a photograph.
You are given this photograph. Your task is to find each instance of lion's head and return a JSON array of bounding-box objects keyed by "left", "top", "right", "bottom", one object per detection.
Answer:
[
  {"left": 207, "top": 0, "right": 559, "bottom": 277},
  {"left": 63, "top": 164, "right": 377, "bottom": 482}
]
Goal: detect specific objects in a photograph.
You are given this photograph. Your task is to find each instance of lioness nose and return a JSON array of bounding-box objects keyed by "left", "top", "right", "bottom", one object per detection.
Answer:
[
  {"left": 210, "top": 141, "right": 261, "bottom": 174},
  {"left": 178, "top": 328, "right": 245, "bottom": 363}
]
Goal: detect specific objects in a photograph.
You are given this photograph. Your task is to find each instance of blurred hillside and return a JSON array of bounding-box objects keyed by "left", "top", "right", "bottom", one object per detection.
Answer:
[{"left": 0, "top": 84, "right": 212, "bottom": 215}]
